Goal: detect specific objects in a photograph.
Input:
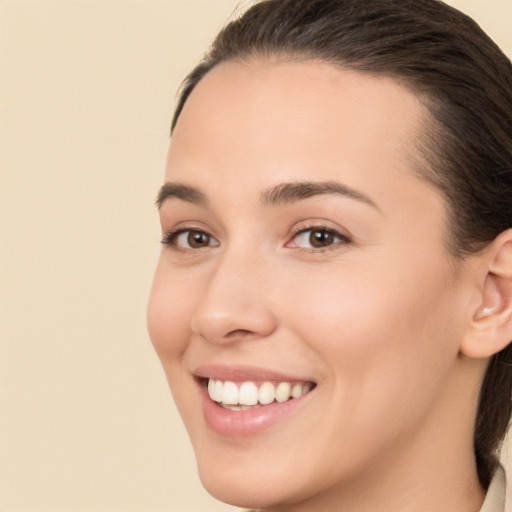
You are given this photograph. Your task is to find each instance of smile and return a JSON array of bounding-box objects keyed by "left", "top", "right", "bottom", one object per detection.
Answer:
[
  {"left": 207, "top": 379, "right": 315, "bottom": 410},
  {"left": 195, "top": 369, "right": 317, "bottom": 436}
]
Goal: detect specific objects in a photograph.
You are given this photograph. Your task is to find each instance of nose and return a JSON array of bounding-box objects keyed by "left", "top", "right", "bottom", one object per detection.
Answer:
[{"left": 190, "top": 250, "right": 278, "bottom": 345}]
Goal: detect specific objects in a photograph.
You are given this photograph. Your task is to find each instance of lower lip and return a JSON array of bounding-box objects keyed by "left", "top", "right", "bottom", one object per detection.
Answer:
[{"left": 198, "top": 381, "right": 314, "bottom": 437}]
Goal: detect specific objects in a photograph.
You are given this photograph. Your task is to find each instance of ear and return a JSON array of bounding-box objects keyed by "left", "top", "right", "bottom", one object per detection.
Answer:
[{"left": 460, "top": 229, "right": 512, "bottom": 359}]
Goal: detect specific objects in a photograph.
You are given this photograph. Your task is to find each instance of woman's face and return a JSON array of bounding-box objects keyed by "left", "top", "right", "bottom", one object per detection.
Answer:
[{"left": 148, "top": 60, "right": 477, "bottom": 509}]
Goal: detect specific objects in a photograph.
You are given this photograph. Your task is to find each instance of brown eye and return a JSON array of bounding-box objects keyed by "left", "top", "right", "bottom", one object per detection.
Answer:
[
  {"left": 187, "top": 230, "right": 211, "bottom": 248},
  {"left": 290, "top": 227, "right": 350, "bottom": 250},
  {"left": 309, "top": 229, "right": 336, "bottom": 248},
  {"left": 161, "top": 229, "right": 219, "bottom": 249}
]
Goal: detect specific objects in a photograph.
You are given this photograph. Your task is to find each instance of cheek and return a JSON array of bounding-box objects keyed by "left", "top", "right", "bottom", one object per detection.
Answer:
[
  {"left": 147, "top": 261, "right": 205, "bottom": 431},
  {"left": 147, "top": 260, "right": 197, "bottom": 363},
  {"left": 282, "top": 258, "right": 461, "bottom": 411}
]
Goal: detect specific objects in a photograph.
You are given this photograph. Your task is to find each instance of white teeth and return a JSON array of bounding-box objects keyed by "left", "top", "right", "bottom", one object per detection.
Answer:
[
  {"left": 291, "top": 383, "right": 304, "bottom": 399},
  {"left": 258, "top": 382, "right": 275, "bottom": 405},
  {"left": 208, "top": 379, "right": 216, "bottom": 400},
  {"left": 239, "top": 382, "right": 259, "bottom": 406},
  {"left": 206, "top": 378, "right": 314, "bottom": 407},
  {"left": 275, "top": 382, "right": 292, "bottom": 403},
  {"left": 221, "top": 403, "right": 260, "bottom": 411},
  {"left": 222, "top": 381, "right": 239, "bottom": 405},
  {"left": 213, "top": 379, "right": 223, "bottom": 402}
]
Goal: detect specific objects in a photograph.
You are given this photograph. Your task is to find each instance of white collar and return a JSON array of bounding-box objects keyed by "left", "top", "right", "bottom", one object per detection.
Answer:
[{"left": 480, "top": 464, "right": 507, "bottom": 512}]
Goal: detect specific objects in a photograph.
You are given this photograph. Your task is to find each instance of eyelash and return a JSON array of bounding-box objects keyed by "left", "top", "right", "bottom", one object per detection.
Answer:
[
  {"left": 160, "top": 228, "right": 218, "bottom": 250},
  {"left": 160, "top": 226, "right": 351, "bottom": 253},
  {"left": 288, "top": 225, "right": 351, "bottom": 253}
]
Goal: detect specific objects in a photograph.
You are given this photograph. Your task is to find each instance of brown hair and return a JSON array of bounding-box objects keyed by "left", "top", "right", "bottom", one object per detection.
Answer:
[{"left": 171, "top": 0, "right": 512, "bottom": 488}]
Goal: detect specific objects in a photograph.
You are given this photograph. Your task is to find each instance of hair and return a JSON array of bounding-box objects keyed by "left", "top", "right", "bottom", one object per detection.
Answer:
[{"left": 171, "top": 0, "right": 512, "bottom": 488}]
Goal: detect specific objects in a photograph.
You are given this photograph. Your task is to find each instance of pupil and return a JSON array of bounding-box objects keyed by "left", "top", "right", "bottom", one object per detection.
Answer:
[
  {"left": 188, "top": 231, "right": 208, "bottom": 248},
  {"left": 310, "top": 230, "right": 333, "bottom": 248}
]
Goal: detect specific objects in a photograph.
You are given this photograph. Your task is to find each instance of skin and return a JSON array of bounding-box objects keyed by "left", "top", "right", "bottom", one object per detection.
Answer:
[{"left": 147, "top": 59, "right": 491, "bottom": 511}]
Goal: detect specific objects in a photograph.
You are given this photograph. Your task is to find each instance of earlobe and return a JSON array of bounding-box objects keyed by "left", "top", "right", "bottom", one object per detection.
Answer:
[{"left": 461, "top": 230, "right": 512, "bottom": 359}]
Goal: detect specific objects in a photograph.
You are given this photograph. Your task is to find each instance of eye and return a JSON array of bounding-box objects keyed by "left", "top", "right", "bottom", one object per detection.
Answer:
[
  {"left": 161, "top": 229, "right": 219, "bottom": 249},
  {"left": 289, "top": 227, "right": 350, "bottom": 250}
]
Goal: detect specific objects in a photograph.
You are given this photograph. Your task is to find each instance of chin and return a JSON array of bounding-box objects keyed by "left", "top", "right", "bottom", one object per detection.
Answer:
[
  {"left": 194, "top": 445, "right": 299, "bottom": 509},
  {"left": 194, "top": 440, "right": 339, "bottom": 511},
  {"left": 198, "top": 467, "right": 284, "bottom": 510}
]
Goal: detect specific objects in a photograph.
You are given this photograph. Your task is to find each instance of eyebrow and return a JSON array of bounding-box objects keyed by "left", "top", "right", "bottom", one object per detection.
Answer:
[
  {"left": 156, "top": 183, "right": 208, "bottom": 209},
  {"left": 156, "top": 180, "right": 379, "bottom": 210},
  {"left": 261, "top": 181, "right": 380, "bottom": 209}
]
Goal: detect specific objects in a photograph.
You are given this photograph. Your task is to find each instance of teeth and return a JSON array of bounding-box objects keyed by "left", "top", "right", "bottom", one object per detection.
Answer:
[
  {"left": 221, "top": 403, "right": 260, "bottom": 411},
  {"left": 258, "top": 382, "right": 275, "bottom": 405},
  {"left": 239, "top": 382, "right": 259, "bottom": 405},
  {"left": 275, "top": 382, "right": 292, "bottom": 403},
  {"left": 208, "top": 378, "right": 215, "bottom": 399},
  {"left": 291, "top": 383, "right": 303, "bottom": 399},
  {"left": 214, "top": 380, "right": 223, "bottom": 402},
  {"left": 222, "top": 381, "right": 239, "bottom": 405},
  {"left": 206, "top": 379, "right": 314, "bottom": 407}
]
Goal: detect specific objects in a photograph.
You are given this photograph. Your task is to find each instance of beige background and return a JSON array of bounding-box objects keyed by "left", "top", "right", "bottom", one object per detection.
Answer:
[{"left": 1, "top": 1, "right": 511, "bottom": 511}]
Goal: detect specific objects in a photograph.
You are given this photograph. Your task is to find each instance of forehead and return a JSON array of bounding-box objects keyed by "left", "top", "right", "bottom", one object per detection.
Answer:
[
  {"left": 175, "top": 58, "right": 426, "bottom": 130},
  {"left": 167, "top": 59, "right": 433, "bottom": 210},
  {"left": 170, "top": 59, "right": 427, "bottom": 167}
]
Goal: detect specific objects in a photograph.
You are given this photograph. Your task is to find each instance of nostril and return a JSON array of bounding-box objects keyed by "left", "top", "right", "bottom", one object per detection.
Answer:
[{"left": 226, "top": 328, "right": 255, "bottom": 338}]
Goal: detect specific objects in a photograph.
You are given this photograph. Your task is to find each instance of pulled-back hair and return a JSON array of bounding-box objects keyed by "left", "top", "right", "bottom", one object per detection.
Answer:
[{"left": 171, "top": 0, "right": 512, "bottom": 488}]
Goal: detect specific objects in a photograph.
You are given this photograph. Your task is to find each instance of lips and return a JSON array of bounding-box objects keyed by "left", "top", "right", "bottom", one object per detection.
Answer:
[{"left": 194, "top": 365, "right": 316, "bottom": 436}]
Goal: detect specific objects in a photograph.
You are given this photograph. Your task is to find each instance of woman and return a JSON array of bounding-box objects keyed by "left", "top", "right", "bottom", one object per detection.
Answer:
[{"left": 147, "top": 1, "right": 512, "bottom": 510}]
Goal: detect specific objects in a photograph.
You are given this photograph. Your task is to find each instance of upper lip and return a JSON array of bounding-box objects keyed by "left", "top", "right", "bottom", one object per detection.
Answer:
[{"left": 193, "top": 364, "right": 315, "bottom": 383}]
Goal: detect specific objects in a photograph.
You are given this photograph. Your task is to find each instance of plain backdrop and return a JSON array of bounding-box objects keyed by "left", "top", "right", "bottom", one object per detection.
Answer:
[{"left": 1, "top": 1, "right": 511, "bottom": 511}]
